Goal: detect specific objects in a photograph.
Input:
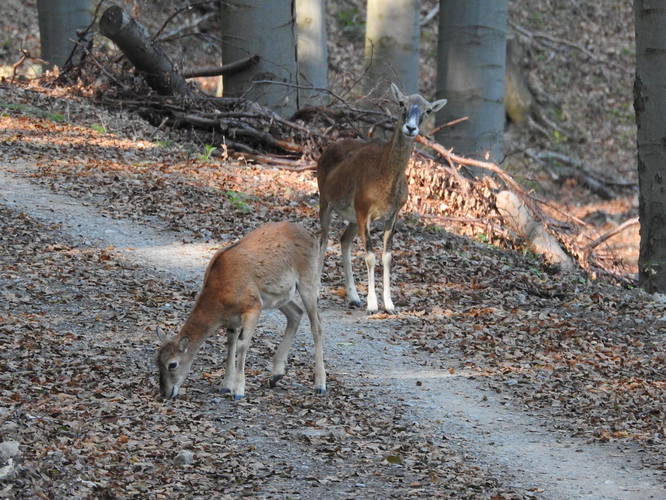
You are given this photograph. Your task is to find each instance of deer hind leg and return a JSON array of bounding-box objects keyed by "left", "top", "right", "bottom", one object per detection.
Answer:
[
  {"left": 270, "top": 301, "right": 303, "bottom": 388},
  {"left": 382, "top": 214, "right": 399, "bottom": 313},
  {"left": 357, "top": 213, "right": 378, "bottom": 313},
  {"left": 341, "top": 222, "right": 361, "bottom": 307},
  {"left": 220, "top": 328, "right": 239, "bottom": 394},
  {"left": 318, "top": 201, "right": 333, "bottom": 275},
  {"left": 298, "top": 284, "right": 326, "bottom": 394},
  {"left": 231, "top": 309, "right": 260, "bottom": 400}
]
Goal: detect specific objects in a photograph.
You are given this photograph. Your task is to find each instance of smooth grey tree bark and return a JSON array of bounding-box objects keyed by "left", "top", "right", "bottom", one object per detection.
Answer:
[
  {"left": 435, "top": 0, "right": 507, "bottom": 165},
  {"left": 37, "top": 0, "right": 92, "bottom": 69},
  {"left": 221, "top": 0, "right": 298, "bottom": 116},
  {"left": 363, "top": 0, "right": 420, "bottom": 97},
  {"left": 634, "top": 1, "right": 666, "bottom": 292},
  {"left": 295, "top": 0, "right": 328, "bottom": 106}
]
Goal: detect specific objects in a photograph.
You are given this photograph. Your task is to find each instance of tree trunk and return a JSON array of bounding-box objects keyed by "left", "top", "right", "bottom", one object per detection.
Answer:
[
  {"left": 634, "top": 1, "right": 666, "bottom": 292},
  {"left": 435, "top": 0, "right": 508, "bottom": 166},
  {"left": 295, "top": 0, "right": 328, "bottom": 106},
  {"left": 221, "top": 0, "right": 298, "bottom": 116},
  {"left": 99, "top": 6, "right": 191, "bottom": 96},
  {"left": 364, "top": 0, "right": 420, "bottom": 97},
  {"left": 37, "top": 0, "right": 92, "bottom": 69}
]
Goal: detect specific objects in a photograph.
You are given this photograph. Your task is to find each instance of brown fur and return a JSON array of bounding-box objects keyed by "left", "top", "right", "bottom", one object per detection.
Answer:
[
  {"left": 317, "top": 84, "right": 447, "bottom": 313},
  {"left": 156, "top": 222, "right": 326, "bottom": 400}
]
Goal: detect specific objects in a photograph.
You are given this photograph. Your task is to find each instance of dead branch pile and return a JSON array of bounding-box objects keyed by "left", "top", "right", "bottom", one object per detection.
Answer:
[{"left": 40, "top": 4, "right": 635, "bottom": 285}]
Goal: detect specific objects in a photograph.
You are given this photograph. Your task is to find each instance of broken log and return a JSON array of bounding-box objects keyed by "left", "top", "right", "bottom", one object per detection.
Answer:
[
  {"left": 99, "top": 5, "right": 191, "bottom": 96},
  {"left": 496, "top": 190, "right": 574, "bottom": 271}
]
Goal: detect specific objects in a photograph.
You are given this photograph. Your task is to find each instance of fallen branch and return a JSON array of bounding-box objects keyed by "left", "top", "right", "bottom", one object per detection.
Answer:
[
  {"left": 415, "top": 135, "right": 527, "bottom": 199},
  {"left": 525, "top": 149, "right": 622, "bottom": 200},
  {"left": 496, "top": 190, "right": 575, "bottom": 270},
  {"left": 241, "top": 153, "right": 316, "bottom": 170},
  {"left": 584, "top": 217, "right": 639, "bottom": 252},
  {"left": 100, "top": 5, "right": 192, "bottom": 96},
  {"left": 511, "top": 21, "right": 630, "bottom": 75},
  {"left": 182, "top": 55, "right": 259, "bottom": 78}
]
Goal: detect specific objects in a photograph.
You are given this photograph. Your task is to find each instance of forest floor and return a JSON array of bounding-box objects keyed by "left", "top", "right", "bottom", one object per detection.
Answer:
[
  {"left": 0, "top": 84, "right": 665, "bottom": 498},
  {"left": 0, "top": 0, "right": 665, "bottom": 499}
]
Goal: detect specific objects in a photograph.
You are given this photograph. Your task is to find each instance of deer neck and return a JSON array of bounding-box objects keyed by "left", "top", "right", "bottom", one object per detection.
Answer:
[
  {"left": 178, "top": 308, "right": 218, "bottom": 355},
  {"left": 384, "top": 122, "right": 415, "bottom": 178}
]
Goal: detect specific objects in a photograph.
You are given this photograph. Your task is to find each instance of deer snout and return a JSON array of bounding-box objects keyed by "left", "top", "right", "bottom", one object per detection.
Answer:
[{"left": 402, "top": 123, "right": 418, "bottom": 137}]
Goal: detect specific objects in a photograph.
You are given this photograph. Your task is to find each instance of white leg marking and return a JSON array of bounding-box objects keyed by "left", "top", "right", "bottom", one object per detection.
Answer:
[
  {"left": 221, "top": 331, "right": 237, "bottom": 392},
  {"left": 365, "top": 252, "right": 378, "bottom": 312},
  {"left": 382, "top": 251, "right": 395, "bottom": 313}
]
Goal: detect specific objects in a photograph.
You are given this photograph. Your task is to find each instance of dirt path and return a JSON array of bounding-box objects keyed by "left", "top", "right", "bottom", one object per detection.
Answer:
[{"left": 1, "top": 162, "right": 664, "bottom": 499}]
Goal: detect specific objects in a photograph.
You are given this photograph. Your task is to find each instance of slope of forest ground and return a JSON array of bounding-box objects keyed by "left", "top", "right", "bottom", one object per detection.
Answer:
[
  {"left": 0, "top": 0, "right": 664, "bottom": 498},
  {"left": 0, "top": 83, "right": 665, "bottom": 498}
]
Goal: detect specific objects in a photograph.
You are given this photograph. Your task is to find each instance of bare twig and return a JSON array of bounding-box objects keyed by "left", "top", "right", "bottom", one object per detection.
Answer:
[
  {"left": 248, "top": 80, "right": 391, "bottom": 119},
  {"left": 157, "top": 12, "right": 215, "bottom": 42},
  {"left": 584, "top": 217, "right": 640, "bottom": 251},
  {"left": 11, "top": 50, "right": 48, "bottom": 82},
  {"left": 510, "top": 21, "right": 630, "bottom": 74},
  {"left": 429, "top": 116, "right": 469, "bottom": 136},
  {"left": 151, "top": 1, "right": 220, "bottom": 41}
]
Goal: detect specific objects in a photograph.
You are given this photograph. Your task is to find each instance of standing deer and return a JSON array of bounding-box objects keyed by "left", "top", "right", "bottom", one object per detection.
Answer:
[
  {"left": 156, "top": 222, "right": 326, "bottom": 400},
  {"left": 317, "top": 83, "right": 447, "bottom": 313}
]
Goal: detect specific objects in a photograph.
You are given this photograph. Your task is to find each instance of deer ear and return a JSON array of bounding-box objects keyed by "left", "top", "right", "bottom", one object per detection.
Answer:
[
  {"left": 429, "top": 99, "right": 448, "bottom": 113},
  {"left": 390, "top": 83, "right": 406, "bottom": 105},
  {"left": 178, "top": 337, "right": 190, "bottom": 353},
  {"left": 156, "top": 326, "right": 167, "bottom": 342}
]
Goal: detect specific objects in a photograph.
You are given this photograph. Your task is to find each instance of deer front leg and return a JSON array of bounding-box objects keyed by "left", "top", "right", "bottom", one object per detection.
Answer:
[
  {"left": 382, "top": 214, "right": 398, "bottom": 313},
  {"left": 341, "top": 222, "right": 361, "bottom": 307},
  {"left": 231, "top": 310, "right": 260, "bottom": 400},
  {"left": 270, "top": 301, "right": 303, "bottom": 388},
  {"left": 220, "top": 328, "right": 238, "bottom": 394},
  {"left": 357, "top": 214, "right": 378, "bottom": 313}
]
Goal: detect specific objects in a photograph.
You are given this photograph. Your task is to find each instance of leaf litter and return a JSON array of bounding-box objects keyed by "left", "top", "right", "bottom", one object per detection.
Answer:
[{"left": 1, "top": 78, "right": 666, "bottom": 496}]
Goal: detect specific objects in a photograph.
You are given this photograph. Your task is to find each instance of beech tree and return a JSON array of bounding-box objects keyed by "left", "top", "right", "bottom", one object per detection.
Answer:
[
  {"left": 37, "top": 0, "right": 92, "bottom": 69},
  {"left": 295, "top": 0, "right": 328, "bottom": 106},
  {"left": 220, "top": 1, "right": 298, "bottom": 116},
  {"left": 435, "top": 0, "right": 508, "bottom": 164},
  {"left": 634, "top": 1, "right": 666, "bottom": 292},
  {"left": 364, "top": 0, "right": 420, "bottom": 96}
]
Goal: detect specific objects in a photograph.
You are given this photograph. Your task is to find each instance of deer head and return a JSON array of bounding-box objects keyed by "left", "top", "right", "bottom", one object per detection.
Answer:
[
  {"left": 390, "top": 82, "right": 448, "bottom": 139},
  {"left": 156, "top": 329, "right": 194, "bottom": 399}
]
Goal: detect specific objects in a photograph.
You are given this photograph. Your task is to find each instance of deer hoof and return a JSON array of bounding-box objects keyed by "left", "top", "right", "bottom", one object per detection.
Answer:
[
  {"left": 270, "top": 374, "right": 284, "bottom": 388},
  {"left": 233, "top": 394, "right": 244, "bottom": 401},
  {"left": 219, "top": 387, "right": 231, "bottom": 394},
  {"left": 348, "top": 299, "right": 362, "bottom": 308},
  {"left": 314, "top": 387, "right": 326, "bottom": 395}
]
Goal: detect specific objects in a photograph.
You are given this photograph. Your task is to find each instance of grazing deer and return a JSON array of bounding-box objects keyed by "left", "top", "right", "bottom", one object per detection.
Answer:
[
  {"left": 156, "top": 222, "right": 325, "bottom": 400},
  {"left": 317, "top": 83, "right": 447, "bottom": 313}
]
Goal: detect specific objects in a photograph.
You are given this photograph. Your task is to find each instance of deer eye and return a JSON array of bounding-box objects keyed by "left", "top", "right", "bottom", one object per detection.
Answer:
[{"left": 168, "top": 361, "right": 178, "bottom": 371}]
